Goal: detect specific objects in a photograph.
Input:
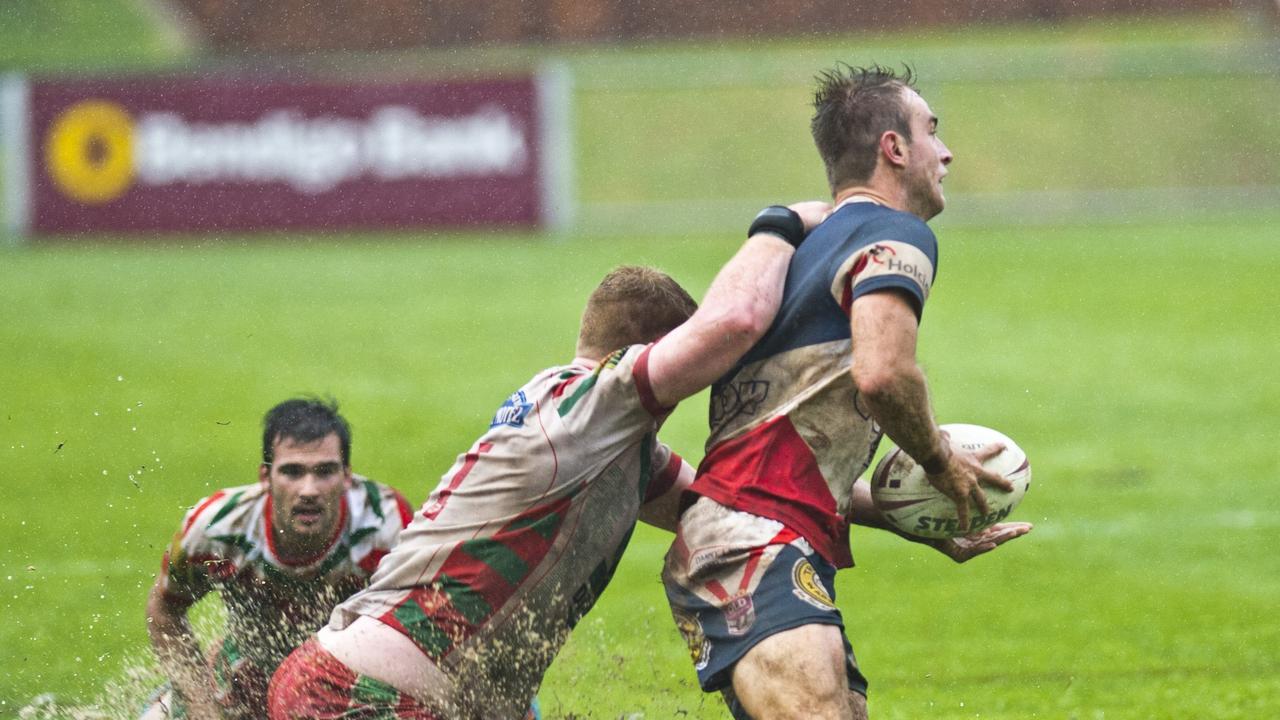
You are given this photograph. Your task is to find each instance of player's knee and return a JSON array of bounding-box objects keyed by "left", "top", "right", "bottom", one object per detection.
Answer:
[{"left": 737, "top": 692, "right": 849, "bottom": 720}]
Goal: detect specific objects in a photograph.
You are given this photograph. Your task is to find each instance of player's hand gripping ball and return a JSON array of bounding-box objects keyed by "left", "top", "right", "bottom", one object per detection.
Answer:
[{"left": 871, "top": 423, "right": 1031, "bottom": 539}]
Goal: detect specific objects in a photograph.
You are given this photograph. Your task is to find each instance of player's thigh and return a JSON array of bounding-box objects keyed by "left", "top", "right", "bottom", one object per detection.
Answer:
[
  {"left": 731, "top": 623, "right": 850, "bottom": 720},
  {"left": 847, "top": 689, "right": 867, "bottom": 720}
]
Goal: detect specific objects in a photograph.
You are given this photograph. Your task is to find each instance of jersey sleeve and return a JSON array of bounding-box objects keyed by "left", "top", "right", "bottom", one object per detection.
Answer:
[
  {"left": 552, "top": 344, "right": 668, "bottom": 440},
  {"left": 388, "top": 487, "right": 414, "bottom": 529},
  {"left": 351, "top": 478, "right": 414, "bottom": 576},
  {"left": 354, "top": 476, "right": 414, "bottom": 533},
  {"left": 642, "top": 438, "right": 684, "bottom": 503},
  {"left": 156, "top": 496, "right": 221, "bottom": 605},
  {"left": 829, "top": 214, "right": 939, "bottom": 319}
]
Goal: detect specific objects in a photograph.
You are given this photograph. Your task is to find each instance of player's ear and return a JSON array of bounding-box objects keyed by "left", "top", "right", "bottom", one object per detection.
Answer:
[
  {"left": 343, "top": 465, "right": 354, "bottom": 490},
  {"left": 880, "top": 130, "right": 907, "bottom": 167},
  {"left": 258, "top": 463, "right": 271, "bottom": 487}
]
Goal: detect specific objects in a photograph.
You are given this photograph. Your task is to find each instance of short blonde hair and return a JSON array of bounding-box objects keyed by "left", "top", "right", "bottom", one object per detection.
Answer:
[{"left": 576, "top": 266, "right": 697, "bottom": 359}]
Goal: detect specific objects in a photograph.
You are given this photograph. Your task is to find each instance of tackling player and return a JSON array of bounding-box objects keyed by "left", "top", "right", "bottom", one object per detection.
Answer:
[
  {"left": 142, "top": 398, "right": 413, "bottom": 720},
  {"left": 266, "top": 201, "right": 831, "bottom": 720},
  {"left": 662, "top": 65, "right": 1034, "bottom": 720}
]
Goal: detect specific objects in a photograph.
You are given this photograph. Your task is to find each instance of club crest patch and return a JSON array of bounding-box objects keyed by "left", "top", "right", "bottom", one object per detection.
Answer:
[
  {"left": 673, "top": 610, "right": 710, "bottom": 670},
  {"left": 723, "top": 594, "right": 756, "bottom": 636},
  {"left": 791, "top": 558, "right": 835, "bottom": 610}
]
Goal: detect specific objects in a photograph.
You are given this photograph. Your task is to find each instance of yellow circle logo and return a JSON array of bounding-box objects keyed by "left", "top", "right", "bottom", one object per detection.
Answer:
[
  {"left": 673, "top": 610, "right": 710, "bottom": 669},
  {"left": 792, "top": 558, "right": 835, "bottom": 609},
  {"left": 44, "top": 100, "right": 136, "bottom": 204}
]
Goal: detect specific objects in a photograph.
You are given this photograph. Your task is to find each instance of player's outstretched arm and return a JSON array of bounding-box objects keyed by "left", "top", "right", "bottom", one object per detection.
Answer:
[
  {"left": 849, "top": 290, "right": 1013, "bottom": 532},
  {"left": 647, "top": 201, "right": 830, "bottom": 407},
  {"left": 145, "top": 580, "right": 222, "bottom": 720},
  {"left": 846, "top": 478, "right": 1033, "bottom": 562}
]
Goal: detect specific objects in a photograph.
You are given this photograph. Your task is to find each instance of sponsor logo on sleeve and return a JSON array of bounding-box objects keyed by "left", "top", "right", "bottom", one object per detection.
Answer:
[
  {"left": 861, "top": 242, "right": 933, "bottom": 295},
  {"left": 883, "top": 257, "right": 932, "bottom": 292},
  {"left": 853, "top": 243, "right": 896, "bottom": 274},
  {"left": 836, "top": 241, "right": 936, "bottom": 303},
  {"left": 490, "top": 390, "right": 533, "bottom": 428}
]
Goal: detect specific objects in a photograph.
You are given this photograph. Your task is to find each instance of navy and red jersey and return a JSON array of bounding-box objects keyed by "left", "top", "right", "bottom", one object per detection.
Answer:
[{"left": 688, "top": 199, "right": 939, "bottom": 568}]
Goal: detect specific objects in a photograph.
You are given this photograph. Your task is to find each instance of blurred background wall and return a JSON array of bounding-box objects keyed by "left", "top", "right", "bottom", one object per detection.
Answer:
[
  {"left": 173, "top": 0, "right": 1240, "bottom": 52},
  {"left": 1, "top": 2, "right": 1279, "bottom": 714},
  {"left": 2, "top": 0, "right": 1278, "bottom": 238}
]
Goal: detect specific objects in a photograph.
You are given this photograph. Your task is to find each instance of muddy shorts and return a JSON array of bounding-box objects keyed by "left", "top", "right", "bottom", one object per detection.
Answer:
[
  {"left": 662, "top": 497, "right": 868, "bottom": 711},
  {"left": 267, "top": 638, "right": 441, "bottom": 720},
  {"left": 267, "top": 638, "right": 543, "bottom": 720}
]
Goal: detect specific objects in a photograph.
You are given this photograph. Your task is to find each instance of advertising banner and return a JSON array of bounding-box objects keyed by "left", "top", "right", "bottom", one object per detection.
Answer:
[{"left": 2, "top": 69, "right": 572, "bottom": 237}]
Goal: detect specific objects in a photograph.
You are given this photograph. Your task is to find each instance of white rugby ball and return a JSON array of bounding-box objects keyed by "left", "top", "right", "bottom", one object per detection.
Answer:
[{"left": 870, "top": 423, "right": 1030, "bottom": 540}]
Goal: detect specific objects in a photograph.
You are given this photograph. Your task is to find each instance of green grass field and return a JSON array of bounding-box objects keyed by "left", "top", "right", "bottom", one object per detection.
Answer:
[
  {"left": 3, "top": 218, "right": 1277, "bottom": 719},
  {"left": 2, "top": 4, "right": 1278, "bottom": 720}
]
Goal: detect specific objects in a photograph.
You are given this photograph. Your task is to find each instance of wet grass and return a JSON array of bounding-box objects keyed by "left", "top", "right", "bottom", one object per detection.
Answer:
[
  {"left": 2, "top": 214, "right": 1278, "bottom": 718},
  {"left": 2, "top": 3, "right": 1278, "bottom": 719}
]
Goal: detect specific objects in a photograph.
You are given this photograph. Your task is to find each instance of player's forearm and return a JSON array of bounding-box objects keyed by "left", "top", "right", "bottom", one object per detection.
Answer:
[
  {"left": 846, "top": 479, "right": 890, "bottom": 529},
  {"left": 647, "top": 234, "right": 794, "bottom": 406},
  {"left": 152, "top": 623, "right": 217, "bottom": 706},
  {"left": 698, "top": 233, "right": 794, "bottom": 352},
  {"left": 147, "top": 590, "right": 215, "bottom": 704},
  {"left": 855, "top": 359, "right": 950, "bottom": 473}
]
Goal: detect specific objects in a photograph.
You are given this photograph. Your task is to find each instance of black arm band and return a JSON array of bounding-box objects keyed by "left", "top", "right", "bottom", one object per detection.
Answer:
[{"left": 748, "top": 205, "right": 806, "bottom": 249}]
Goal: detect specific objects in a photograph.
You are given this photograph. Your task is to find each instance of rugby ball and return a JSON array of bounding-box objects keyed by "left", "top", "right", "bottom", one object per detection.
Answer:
[{"left": 870, "top": 423, "right": 1030, "bottom": 539}]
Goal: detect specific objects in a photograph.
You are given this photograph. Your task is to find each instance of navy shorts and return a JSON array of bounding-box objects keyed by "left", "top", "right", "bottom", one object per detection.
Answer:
[{"left": 664, "top": 539, "right": 868, "bottom": 703}]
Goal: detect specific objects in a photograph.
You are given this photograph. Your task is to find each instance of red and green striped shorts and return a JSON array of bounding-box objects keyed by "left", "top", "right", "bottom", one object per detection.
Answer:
[{"left": 268, "top": 637, "right": 440, "bottom": 720}]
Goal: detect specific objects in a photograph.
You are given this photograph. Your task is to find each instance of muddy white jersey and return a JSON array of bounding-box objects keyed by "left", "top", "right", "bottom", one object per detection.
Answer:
[
  {"left": 330, "top": 344, "right": 682, "bottom": 714},
  {"left": 158, "top": 477, "right": 412, "bottom": 671}
]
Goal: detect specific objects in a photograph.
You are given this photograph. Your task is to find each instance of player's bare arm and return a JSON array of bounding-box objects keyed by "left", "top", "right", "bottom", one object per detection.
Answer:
[
  {"left": 647, "top": 201, "right": 831, "bottom": 407},
  {"left": 145, "top": 581, "right": 221, "bottom": 720},
  {"left": 845, "top": 478, "right": 1033, "bottom": 562},
  {"left": 849, "top": 289, "right": 1013, "bottom": 531}
]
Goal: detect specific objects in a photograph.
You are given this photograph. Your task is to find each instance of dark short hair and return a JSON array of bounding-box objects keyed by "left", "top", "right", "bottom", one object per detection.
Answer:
[
  {"left": 261, "top": 397, "right": 351, "bottom": 466},
  {"left": 577, "top": 266, "right": 698, "bottom": 359},
  {"left": 811, "top": 63, "right": 917, "bottom": 190}
]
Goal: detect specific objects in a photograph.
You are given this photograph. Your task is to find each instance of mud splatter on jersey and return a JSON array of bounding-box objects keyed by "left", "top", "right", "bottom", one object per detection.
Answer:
[
  {"left": 691, "top": 200, "right": 939, "bottom": 568},
  {"left": 330, "top": 344, "right": 683, "bottom": 715},
  {"left": 159, "top": 476, "right": 412, "bottom": 672}
]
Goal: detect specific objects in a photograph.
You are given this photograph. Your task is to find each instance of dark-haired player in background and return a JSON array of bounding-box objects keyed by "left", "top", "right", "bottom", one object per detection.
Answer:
[
  {"left": 142, "top": 398, "right": 412, "bottom": 720},
  {"left": 662, "top": 65, "right": 1033, "bottom": 720}
]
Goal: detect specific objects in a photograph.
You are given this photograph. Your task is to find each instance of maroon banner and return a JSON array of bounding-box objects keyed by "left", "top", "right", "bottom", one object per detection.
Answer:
[{"left": 23, "top": 74, "right": 561, "bottom": 235}]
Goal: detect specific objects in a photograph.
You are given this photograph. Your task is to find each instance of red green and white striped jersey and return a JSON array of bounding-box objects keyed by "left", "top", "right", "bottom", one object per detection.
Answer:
[
  {"left": 329, "top": 344, "right": 683, "bottom": 712},
  {"left": 158, "top": 477, "right": 413, "bottom": 672}
]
